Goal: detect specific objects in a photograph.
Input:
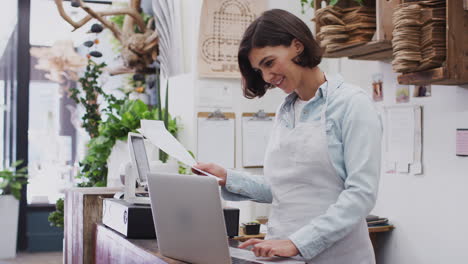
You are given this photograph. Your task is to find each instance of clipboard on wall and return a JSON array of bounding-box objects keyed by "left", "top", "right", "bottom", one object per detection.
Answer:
[
  {"left": 242, "top": 110, "right": 275, "bottom": 168},
  {"left": 197, "top": 110, "right": 236, "bottom": 168}
]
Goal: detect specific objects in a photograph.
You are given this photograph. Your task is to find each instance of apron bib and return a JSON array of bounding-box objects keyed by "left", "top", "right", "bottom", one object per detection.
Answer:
[{"left": 263, "top": 82, "right": 375, "bottom": 264}]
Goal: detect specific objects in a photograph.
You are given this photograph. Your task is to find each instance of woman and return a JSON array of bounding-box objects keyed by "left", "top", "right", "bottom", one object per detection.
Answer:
[{"left": 194, "top": 9, "right": 382, "bottom": 264}]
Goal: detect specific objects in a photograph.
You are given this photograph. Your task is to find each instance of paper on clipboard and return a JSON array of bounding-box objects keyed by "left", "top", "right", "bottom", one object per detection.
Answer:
[
  {"left": 242, "top": 114, "right": 274, "bottom": 167},
  {"left": 140, "top": 120, "right": 220, "bottom": 182},
  {"left": 197, "top": 114, "right": 235, "bottom": 168}
]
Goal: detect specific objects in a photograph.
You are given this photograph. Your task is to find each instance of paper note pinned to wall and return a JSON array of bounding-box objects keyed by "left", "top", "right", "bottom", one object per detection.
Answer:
[
  {"left": 386, "top": 107, "right": 415, "bottom": 164},
  {"left": 456, "top": 129, "right": 468, "bottom": 156},
  {"left": 385, "top": 105, "right": 423, "bottom": 175}
]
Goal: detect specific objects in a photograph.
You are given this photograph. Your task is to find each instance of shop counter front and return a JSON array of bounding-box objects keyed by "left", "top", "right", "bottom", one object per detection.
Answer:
[
  {"left": 95, "top": 223, "right": 262, "bottom": 264},
  {"left": 65, "top": 188, "right": 394, "bottom": 264},
  {"left": 94, "top": 223, "right": 395, "bottom": 264}
]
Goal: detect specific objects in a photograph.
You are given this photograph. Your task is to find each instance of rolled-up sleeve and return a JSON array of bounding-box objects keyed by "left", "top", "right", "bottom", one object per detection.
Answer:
[
  {"left": 221, "top": 169, "right": 273, "bottom": 203},
  {"left": 289, "top": 92, "right": 383, "bottom": 260}
]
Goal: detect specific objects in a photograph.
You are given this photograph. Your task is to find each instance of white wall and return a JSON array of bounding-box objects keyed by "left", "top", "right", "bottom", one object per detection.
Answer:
[
  {"left": 326, "top": 58, "right": 468, "bottom": 264},
  {"left": 168, "top": 0, "right": 316, "bottom": 223},
  {"left": 169, "top": 1, "right": 468, "bottom": 263}
]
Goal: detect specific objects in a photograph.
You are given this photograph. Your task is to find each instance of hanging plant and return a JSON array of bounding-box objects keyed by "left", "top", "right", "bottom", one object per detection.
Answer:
[{"left": 69, "top": 60, "right": 106, "bottom": 138}]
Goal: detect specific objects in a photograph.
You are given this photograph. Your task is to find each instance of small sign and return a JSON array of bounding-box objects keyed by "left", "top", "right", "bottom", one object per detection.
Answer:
[{"left": 456, "top": 129, "right": 468, "bottom": 156}]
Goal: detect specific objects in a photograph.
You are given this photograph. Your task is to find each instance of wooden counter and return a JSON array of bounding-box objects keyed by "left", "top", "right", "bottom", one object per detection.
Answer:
[
  {"left": 64, "top": 188, "right": 394, "bottom": 264},
  {"left": 95, "top": 223, "right": 394, "bottom": 264},
  {"left": 95, "top": 224, "right": 261, "bottom": 264},
  {"left": 64, "top": 187, "right": 122, "bottom": 264}
]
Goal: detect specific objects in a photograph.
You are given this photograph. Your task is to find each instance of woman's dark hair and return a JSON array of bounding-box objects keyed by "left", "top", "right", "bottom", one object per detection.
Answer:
[{"left": 238, "top": 9, "right": 322, "bottom": 99}]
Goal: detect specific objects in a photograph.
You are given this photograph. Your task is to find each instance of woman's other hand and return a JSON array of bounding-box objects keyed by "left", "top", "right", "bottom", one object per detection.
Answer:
[
  {"left": 192, "top": 162, "right": 227, "bottom": 186},
  {"left": 238, "top": 239, "right": 299, "bottom": 258}
]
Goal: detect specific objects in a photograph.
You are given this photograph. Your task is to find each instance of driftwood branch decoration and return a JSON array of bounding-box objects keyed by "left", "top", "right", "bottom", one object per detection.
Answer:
[{"left": 54, "top": 0, "right": 159, "bottom": 75}]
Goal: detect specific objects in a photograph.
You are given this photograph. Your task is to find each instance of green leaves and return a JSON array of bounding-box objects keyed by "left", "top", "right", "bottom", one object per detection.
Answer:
[
  {"left": 0, "top": 160, "right": 28, "bottom": 200},
  {"left": 300, "top": 0, "right": 314, "bottom": 14},
  {"left": 69, "top": 60, "right": 107, "bottom": 139},
  {"left": 69, "top": 62, "right": 179, "bottom": 187},
  {"left": 48, "top": 198, "right": 64, "bottom": 228},
  {"left": 76, "top": 97, "right": 179, "bottom": 187},
  {"left": 300, "top": 0, "right": 364, "bottom": 12},
  {"left": 354, "top": 0, "right": 364, "bottom": 5}
]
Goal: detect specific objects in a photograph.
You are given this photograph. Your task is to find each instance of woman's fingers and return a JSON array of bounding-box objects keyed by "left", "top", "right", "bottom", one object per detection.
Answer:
[
  {"left": 268, "top": 248, "right": 276, "bottom": 257},
  {"left": 257, "top": 244, "right": 272, "bottom": 257},
  {"left": 251, "top": 242, "right": 273, "bottom": 257},
  {"left": 193, "top": 162, "right": 208, "bottom": 170},
  {"left": 191, "top": 167, "right": 203, "bottom": 175},
  {"left": 192, "top": 162, "right": 210, "bottom": 174},
  {"left": 241, "top": 239, "right": 299, "bottom": 258},
  {"left": 192, "top": 162, "right": 227, "bottom": 186},
  {"left": 238, "top": 238, "right": 263, "bottom": 249}
]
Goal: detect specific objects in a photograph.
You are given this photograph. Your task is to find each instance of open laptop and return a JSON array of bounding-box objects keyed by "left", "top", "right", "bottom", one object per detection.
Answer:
[{"left": 147, "top": 172, "right": 305, "bottom": 264}]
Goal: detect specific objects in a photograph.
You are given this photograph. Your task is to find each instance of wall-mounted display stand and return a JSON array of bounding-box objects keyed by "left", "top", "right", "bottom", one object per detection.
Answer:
[
  {"left": 313, "top": 0, "right": 401, "bottom": 60},
  {"left": 397, "top": 0, "right": 468, "bottom": 85}
]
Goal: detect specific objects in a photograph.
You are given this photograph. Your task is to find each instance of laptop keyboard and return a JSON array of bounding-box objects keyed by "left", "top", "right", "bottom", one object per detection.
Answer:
[
  {"left": 231, "top": 257, "right": 262, "bottom": 264},
  {"left": 229, "top": 247, "right": 306, "bottom": 263}
]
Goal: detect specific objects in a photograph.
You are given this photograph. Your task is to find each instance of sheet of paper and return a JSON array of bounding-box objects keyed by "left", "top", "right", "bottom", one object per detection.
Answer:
[
  {"left": 197, "top": 117, "right": 235, "bottom": 168},
  {"left": 141, "top": 120, "right": 196, "bottom": 166},
  {"left": 386, "top": 107, "right": 415, "bottom": 164},
  {"left": 396, "top": 163, "right": 409, "bottom": 173},
  {"left": 191, "top": 167, "right": 222, "bottom": 181},
  {"left": 229, "top": 247, "right": 305, "bottom": 264},
  {"left": 410, "top": 106, "right": 423, "bottom": 174},
  {"left": 198, "top": 82, "right": 234, "bottom": 108},
  {"left": 384, "top": 161, "right": 396, "bottom": 174},
  {"left": 140, "top": 120, "right": 220, "bottom": 181},
  {"left": 410, "top": 163, "right": 422, "bottom": 174},
  {"left": 456, "top": 129, "right": 468, "bottom": 156},
  {"left": 242, "top": 117, "right": 273, "bottom": 167}
]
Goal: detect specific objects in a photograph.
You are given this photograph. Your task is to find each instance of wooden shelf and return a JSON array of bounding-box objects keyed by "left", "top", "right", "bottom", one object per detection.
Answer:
[
  {"left": 233, "top": 225, "right": 395, "bottom": 242},
  {"left": 397, "top": 0, "right": 468, "bottom": 85},
  {"left": 324, "top": 40, "right": 393, "bottom": 60},
  {"left": 314, "top": 0, "right": 400, "bottom": 60},
  {"left": 368, "top": 225, "right": 395, "bottom": 233}
]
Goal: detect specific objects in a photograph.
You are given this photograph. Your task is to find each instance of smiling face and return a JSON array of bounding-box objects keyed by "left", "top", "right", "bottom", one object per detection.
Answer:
[{"left": 248, "top": 39, "right": 306, "bottom": 94}]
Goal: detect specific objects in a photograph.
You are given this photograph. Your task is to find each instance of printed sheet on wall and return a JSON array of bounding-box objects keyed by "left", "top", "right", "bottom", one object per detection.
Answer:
[
  {"left": 197, "top": 112, "right": 235, "bottom": 168},
  {"left": 384, "top": 105, "right": 423, "bottom": 174},
  {"left": 241, "top": 112, "right": 275, "bottom": 167},
  {"left": 198, "top": 0, "right": 267, "bottom": 78}
]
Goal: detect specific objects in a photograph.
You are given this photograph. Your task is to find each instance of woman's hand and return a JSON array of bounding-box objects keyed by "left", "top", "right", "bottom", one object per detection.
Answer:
[
  {"left": 192, "top": 162, "right": 227, "bottom": 186},
  {"left": 239, "top": 239, "right": 299, "bottom": 258}
]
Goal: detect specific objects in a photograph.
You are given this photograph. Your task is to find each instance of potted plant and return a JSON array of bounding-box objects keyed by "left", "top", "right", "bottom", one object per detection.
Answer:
[
  {"left": 0, "top": 161, "right": 28, "bottom": 259},
  {"left": 299, "top": 0, "right": 364, "bottom": 13},
  {"left": 127, "top": 74, "right": 150, "bottom": 105}
]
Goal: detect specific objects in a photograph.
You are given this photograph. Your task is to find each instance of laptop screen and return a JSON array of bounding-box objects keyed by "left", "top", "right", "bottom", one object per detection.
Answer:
[{"left": 130, "top": 135, "right": 150, "bottom": 185}]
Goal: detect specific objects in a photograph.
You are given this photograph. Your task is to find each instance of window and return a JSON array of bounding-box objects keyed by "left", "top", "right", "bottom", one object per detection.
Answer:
[
  {"left": 27, "top": 0, "right": 108, "bottom": 204},
  {"left": 0, "top": 0, "right": 18, "bottom": 170}
]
